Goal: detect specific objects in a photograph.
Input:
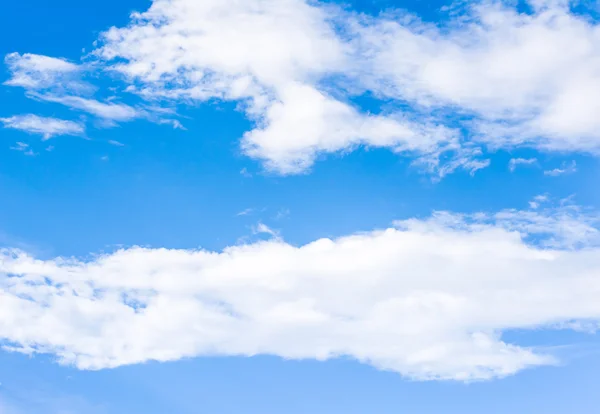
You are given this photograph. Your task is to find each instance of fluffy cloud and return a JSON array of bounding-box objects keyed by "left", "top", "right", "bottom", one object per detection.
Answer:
[
  {"left": 240, "top": 83, "right": 461, "bottom": 173},
  {"left": 355, "top": 1, "right": 600, "bottom": 151},
  {"left": 94, "top": 0, "right": 473, "bottom": 174},
  {"left": 6, "top": 1, "right": 600, "bottom": 172},
  {"left": 1, "top": 203, "right": 599, "bottom": 381},
  {"left": 0, "top": 114, "right": 84, "bottom": 139},
  {"left": 96, "top": 0, "right": 346, "bottom": 98},
  {"left": 92, "top": 0, "right": 600, "bottom": 172}
]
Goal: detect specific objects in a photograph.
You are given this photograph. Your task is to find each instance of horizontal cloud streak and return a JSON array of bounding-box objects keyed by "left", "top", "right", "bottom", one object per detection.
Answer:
[
  {"left": 1, "top": 204, "right": 599, "bottom": 381},
  {"left": 0, "top": 114, "right": 84, "bottom": 139}
]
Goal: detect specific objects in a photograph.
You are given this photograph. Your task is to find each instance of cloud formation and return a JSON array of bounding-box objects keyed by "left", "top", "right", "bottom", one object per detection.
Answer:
[
  {"left": 0, "top": 114, "right": 84, "bottom": 140},
  {"left": 543, "top": 160, "right": 578, "bottom": 176},
  {"left": 3, "top": 53, "right": 83, "bottom": 91},
  {"left": 1, "top": 203, "right": 599, "bottom": 381},
  {"left": 5, "top": 1, "right": 600, "bottom": 174},
  {"left": 89, "top": 0, "right": 600, "bottom": 173},
  {"left": 93, "top": 0, "right": 481, "bottom": 174},
  {"left": 509, "top": 158, "right": 538, "bottom": 172},
  {"left": 3, "top": 53, "right": 142, "bottom": 125},
  {"left": 355, "top": 1, "right": 600, "bottom": 151}
]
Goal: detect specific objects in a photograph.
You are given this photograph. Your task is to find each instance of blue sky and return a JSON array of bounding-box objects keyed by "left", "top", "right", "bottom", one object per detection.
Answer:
[{"left": 1, "top": 0, "right": 600, "bottom": 412}]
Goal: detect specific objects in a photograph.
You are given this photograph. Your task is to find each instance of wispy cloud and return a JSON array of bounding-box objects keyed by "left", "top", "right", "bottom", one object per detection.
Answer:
[
  {"left": 236, "top": 208, "right": 254, "bottom": 217},
  {"left": 528, "top": 194, "right": 549, "bottom": 209},
  {"left": 4, "top": 53, "right": 145, "bottom": 126},
  {"left": 9, "top": 142, "right": 36, "bottom": 156},
  {"left": 544, "top": 161, "right": 577, "bottom": 177},
  {"left": 509, "top": 158, "right": 538, "bottom": 172},
  {"left": 3, "top": 52, "right": 86, "bottom": 92},
  {"left": 252, "top": 222, "right": 281, "bottom": 239},
  {"left": 0, "top": 114, "right": 84, "bottom": 140},
  {"left": 29, "top": 93, "right": 141, "bottom": 123}
]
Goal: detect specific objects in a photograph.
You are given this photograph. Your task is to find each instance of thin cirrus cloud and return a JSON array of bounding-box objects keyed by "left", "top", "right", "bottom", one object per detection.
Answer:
[
  {"left": 9, "top": 142, "right": 36, "bottom": 156},
  {"left": 30, "top": 93, "right": 140, "bottom": 123},
  {"left": 1, "top": 201, "right": 599, "bottom": 381},
  {"left": 3, "top": 53, "right": 142, "bottom": 125},
  {"left": 0, "top": 114, "right": 85, "bottom": 140}
]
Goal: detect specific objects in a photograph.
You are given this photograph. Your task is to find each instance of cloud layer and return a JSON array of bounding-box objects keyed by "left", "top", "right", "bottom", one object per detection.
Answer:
[
  {"left": 1, "top": 203, "right": 599, "bottom": 381},
  {"left": 5, "top": 1, "right": 600, "bottom": 173},
  {"left": 91, "top": 0, "right": 600, "bottom": 172}
]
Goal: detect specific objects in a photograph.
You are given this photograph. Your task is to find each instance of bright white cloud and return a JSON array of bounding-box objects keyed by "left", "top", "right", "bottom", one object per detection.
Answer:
[
  {"left": 356, "top": 1, "right": 600, "bottom": 152},
  {"left": 0, "top": 114, "right": 84, "bottom": 140},
  {"left": 3, "top": 53, "right": 84, "bottom": 92},
  {"left": 92, "top": 0, "right": 600, "bottom": 173},
  {"left": 241, "top": 83, "right": 462, "bottom": 173},
  {"left": 97, "top": 0, "right": 346, "bottom": 98},
  {"left": 5, "top": 1, "right": 600, "bottom": 173},
  {"left": 1, "top": 204, "right": 599, "bottom": 381},
  {"left": 94, "top": 0, "right": 473, "bottom": 175}
]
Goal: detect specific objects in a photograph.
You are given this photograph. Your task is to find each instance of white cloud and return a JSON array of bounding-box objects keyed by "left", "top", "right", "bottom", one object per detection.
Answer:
[
  {"left": 96, "top": 0, "right": 346, "bottom": 99},
  {"left": 355, "top": 1, "right": 600, "bottom": 152},
  {"left": 29, "top": 93, "right": 140, "bottom": 123},
  {"left": 241, "top": 83, "right": 461, "bottom": 174},
  {"left": 528, "top": 194, "right": 549, "bottom": 209},
  {"left": 94, "top": 0, "right": 472, "bottom": 175},
  {"left": 4, "top": 53, "right": 142, "bottom": 125},
  {"left": 236, "top": 208, "right": 254, "bottom": 217},
  {"left": 1, "top": 204, "right": 599, "bottom": 381},
  {"left": 509, "top": 158, "right": 538, "bottom": 172},
  {"left": 252, "top": 222, "right": 281, "bottom": 239},
  {"left": 544, "top": 160, "right": 577, "bottom": 176},
  {"left": 92, "top": 0, "right": 600, "bottom": 173},
  {"left": 3, "top": 53, "right": 85, "bottom": 92},
  {"left": 6, "top": 1, "right": 600, "bottom": 173},
  {"left": 0, "top": 115, "right": 84, "bottom": 140}
]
